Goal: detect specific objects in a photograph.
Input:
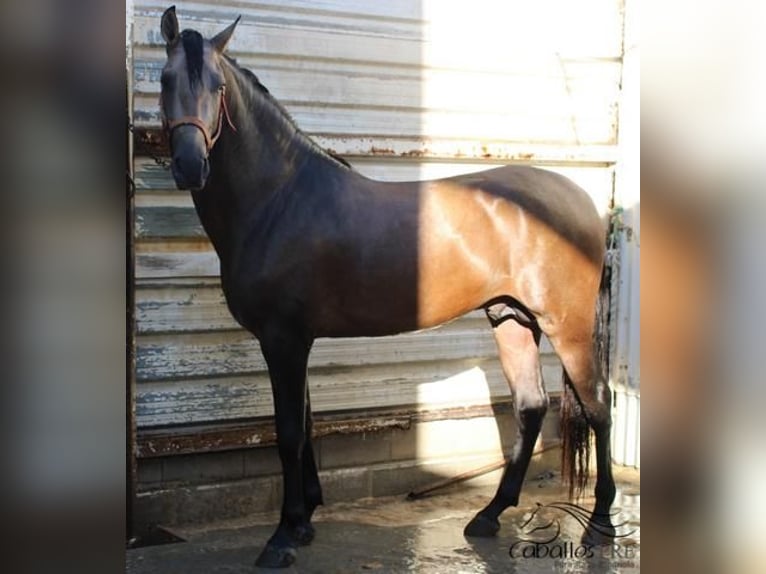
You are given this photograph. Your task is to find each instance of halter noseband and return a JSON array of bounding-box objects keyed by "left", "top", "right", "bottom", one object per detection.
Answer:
[{"left": 162, "top": 87, "right": 237, "bottom": 152}]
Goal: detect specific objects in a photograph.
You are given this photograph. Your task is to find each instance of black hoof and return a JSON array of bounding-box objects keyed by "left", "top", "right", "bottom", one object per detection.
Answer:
[
  {"left": 581, "top": 521, "right": 616, "bottom": 547},
  {"left": 255, "top": 543, "right": 297, "bottom": 569},
  {"left": 291, "top": 523, "right": 315, "bottom": 546},
  {"left": 464, "top": 513, "right": 500, "bottom": 538}
]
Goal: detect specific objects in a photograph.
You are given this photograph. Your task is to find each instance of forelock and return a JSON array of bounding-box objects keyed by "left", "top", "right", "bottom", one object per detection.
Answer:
[{"left": 180, "top": 30, "right": 204, "bottom": 88}]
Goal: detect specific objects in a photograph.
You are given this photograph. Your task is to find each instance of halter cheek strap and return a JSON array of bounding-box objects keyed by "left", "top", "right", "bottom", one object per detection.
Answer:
[{"left": 162, "top": 87, "right": 237, "bottom": 152}]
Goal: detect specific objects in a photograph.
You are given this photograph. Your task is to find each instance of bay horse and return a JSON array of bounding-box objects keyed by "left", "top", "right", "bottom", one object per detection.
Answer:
[{"left": 157, "top": 7, "right": 616, "bottom": 568}]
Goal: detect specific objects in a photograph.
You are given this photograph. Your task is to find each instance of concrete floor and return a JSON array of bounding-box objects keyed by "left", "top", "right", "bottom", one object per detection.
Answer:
[{"left": 126, "top": 467, "right": 639, "bottom": 573}]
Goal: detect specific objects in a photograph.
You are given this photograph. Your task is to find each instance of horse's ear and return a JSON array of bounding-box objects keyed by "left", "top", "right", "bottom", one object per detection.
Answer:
[
  {"left": 161, "top": 6, "right": 179, "bottom": 46},
  {"left": 211, "top": 16, "right": 241, "bottom": 53}
]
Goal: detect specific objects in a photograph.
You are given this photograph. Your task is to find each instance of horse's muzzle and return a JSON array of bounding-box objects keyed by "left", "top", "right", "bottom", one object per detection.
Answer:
[{"left": 171, "top": 153, "right": 210, "bottom": 191}]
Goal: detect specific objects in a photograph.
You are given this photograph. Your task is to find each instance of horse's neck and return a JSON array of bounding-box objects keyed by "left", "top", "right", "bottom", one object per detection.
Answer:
[{"left": 191, "top": 71, "right": 317, "bottom": 262}]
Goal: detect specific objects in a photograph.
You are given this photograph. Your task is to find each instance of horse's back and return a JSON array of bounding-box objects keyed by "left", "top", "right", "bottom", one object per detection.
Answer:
[
  {"left": 447, "top": 165, "right": 604, "bottom": 237},
  {"left": 418, "top": 164, "right": 606, "bottom": 267}
]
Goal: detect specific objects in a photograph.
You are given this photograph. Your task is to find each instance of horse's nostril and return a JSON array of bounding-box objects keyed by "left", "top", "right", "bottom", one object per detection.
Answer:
[{"left": 173, "top": 155, "right": 202, "bottom": 175}]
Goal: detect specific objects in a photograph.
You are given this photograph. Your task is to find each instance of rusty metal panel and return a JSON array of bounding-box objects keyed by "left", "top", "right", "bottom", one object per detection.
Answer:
[{"left": 129, "top": 0, "right": 624, "bottom": 449}]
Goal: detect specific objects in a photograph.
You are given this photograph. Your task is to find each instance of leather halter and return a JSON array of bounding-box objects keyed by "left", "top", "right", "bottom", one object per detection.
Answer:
[{"left": 162, "top": 87, "right": 237, "bottom": 152}]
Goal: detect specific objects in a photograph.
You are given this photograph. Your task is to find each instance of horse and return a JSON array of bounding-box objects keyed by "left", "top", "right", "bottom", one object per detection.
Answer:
[{"left": 157, "top": 6, "right": 616, "bottom": 568}]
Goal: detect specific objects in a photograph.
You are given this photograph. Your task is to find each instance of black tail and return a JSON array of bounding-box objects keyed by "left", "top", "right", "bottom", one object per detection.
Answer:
[
  {"left": 561, "top": 260, "right": 611, "bottom": 500},
  {"left": 560, "top": 371, "right": 591, "bottom": 500}
]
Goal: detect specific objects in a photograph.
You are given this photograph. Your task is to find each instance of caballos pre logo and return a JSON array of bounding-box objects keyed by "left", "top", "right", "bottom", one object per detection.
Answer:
[{"left": 509, "top": 502, "right": 637, "bottom": 560}]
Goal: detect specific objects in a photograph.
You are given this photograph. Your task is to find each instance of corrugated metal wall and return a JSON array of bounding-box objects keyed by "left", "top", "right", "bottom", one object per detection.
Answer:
[
  {"left": 130, "top": 0, "right": 624, "bottom": 453},
  {"left": 611, "top": 0, "right": 640, "bottom": 468}
]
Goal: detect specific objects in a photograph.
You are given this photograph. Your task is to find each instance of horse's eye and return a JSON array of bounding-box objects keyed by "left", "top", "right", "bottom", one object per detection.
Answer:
[{"left": 218, "top": 84, "right": 226, "bottom": 92}]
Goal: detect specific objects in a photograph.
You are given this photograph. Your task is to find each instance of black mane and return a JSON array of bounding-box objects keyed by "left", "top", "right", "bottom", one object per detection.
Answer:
[{"left": 222, "top": 55, "right": 352, "bottom": 170}]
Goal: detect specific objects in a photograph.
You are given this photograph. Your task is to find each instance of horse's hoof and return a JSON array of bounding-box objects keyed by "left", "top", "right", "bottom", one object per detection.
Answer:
[
  {"left": 255, "top": 543, "right": 297, "bottom": 569},
  {"left": 581, "top": 521, "right": 616, "bottom": 547},
  {"left": 292, "top": 523, "right": 315, "bottom": 546},
  {"left": 464, "top": 514, "right": 500, "bottom": 538}
]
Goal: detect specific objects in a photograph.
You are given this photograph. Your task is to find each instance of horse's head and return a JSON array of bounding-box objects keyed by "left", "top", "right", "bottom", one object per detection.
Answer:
[{"left": 159, "top": 6, "right": 239, "bottom": 190}]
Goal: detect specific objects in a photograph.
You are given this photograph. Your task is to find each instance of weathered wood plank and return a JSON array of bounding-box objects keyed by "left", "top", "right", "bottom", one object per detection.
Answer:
[
  {"left": 136, "top": 357, "right": 564, "bottom": 426},
  {"left": 133, "top": 0, "right": 425, "bottom": 33},
  {"left": 132, "top": 136, "right": 619, "bottom": 172},
  {"left": 132, "top": 1, "right": 621, "bottom": 149},
  {"left": 136, "top": 249, "right": 219, "bottom": 279},
  {"left": 134, "top": 60, "right": 620, "bottom": 117},
  {"left": 137, "top": 414, "right": 414, "bottom": 457},
  {"left": 136, "top": 283, "right": 236, "bottom": 333},
  {"left": 137, "top": 399, "right": 558, "bottom": 458},
  {"left": 138, "top": 327, "right": 494, "bottom": 381},
  {"left": 137, "top": 323, "right": 558, "bottom": 382},
  {"left": 136, "top": 282, "right": 488, "bottom": 334},
  {"left": 133, "top": 154, "right": 616, "bottom": 190},
  {"left": 135, "top": 206, "right": 205, "bottom": 239},
  {"left": 134, "top": 96, "right": 614, "bottom": 145},
  {"left": 132, "top": 2, "right": 622, "bottom": 69}
]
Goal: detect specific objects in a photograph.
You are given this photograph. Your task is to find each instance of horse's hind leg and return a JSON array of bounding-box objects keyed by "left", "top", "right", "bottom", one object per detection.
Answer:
[
  {"left": 464, "top": 314, "right": 548, "bottom": 537},
  {"left": 549, "top": 325, "right": 617, "bottom": 545}
]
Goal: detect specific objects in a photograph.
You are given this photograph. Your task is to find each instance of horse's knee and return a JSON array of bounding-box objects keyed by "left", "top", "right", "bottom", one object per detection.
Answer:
[{"left": 277, "top": 428, "right": 306, "bottom": 461}]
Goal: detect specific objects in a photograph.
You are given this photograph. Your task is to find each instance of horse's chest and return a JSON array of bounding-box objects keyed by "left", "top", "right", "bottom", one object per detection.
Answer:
[
  {"left": 220, "top": 271, "right": 270, "bottom": 333},
  {"left": 219, "top": 256, "right": 308, "bottom": 335}
]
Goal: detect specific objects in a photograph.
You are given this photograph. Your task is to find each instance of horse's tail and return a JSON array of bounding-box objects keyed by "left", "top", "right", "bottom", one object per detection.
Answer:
[
  {"left": 561, "top": 259, "right": 611, "bottom": 500},
  {"left": 560, "top": 371, "right": 591, "bottom": 500}
]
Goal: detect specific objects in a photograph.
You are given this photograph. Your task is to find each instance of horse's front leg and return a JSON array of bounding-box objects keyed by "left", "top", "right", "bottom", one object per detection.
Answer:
[
  {"left": 255, "top": 325, "right": 314, "bottom": 569},
  {"left": 302, "top": 388, "right": 323, "bottom": 523}
]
